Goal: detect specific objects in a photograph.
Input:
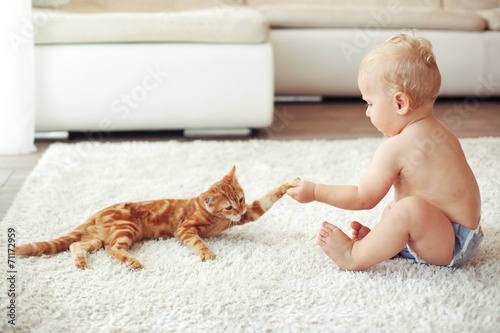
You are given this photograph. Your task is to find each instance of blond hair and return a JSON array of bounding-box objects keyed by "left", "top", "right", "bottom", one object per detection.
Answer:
[{"left": 359, "top": 34, "right": 441, "bottom": 109}]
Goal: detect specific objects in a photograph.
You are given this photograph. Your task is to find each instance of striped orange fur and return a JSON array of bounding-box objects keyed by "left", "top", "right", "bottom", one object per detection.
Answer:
[{"left": 14, "top": 166, "right": 294, "bottom": 270}]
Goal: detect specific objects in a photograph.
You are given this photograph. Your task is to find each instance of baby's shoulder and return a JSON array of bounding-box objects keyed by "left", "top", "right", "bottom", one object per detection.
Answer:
[
  {"left": 378, "top": 134, "right": 409, "bottom": 153},
  {"left": 372, "top": 136, "right": 407, "bottom": 164},
  {"left": 375, "top": 131, "right": 429, "bottom": 166}
]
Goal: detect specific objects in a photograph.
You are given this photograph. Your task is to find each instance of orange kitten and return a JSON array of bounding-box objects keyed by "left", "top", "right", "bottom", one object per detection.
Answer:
[{"left": 14, "top": 166, "right": 294, "bottom": 270}]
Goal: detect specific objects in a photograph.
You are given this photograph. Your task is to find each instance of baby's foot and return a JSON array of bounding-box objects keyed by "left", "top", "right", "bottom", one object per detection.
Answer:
[
  {"left": 350, "top": 221, "right": 371, "bottom": 241},
  {"left": 317, "top": 222, "right": 356, "bottom": 271}
]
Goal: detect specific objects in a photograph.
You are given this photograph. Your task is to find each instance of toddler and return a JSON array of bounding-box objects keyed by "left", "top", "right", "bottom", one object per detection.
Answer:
[{"left": 287, "top": 34, "right": 483, "bottom": 271}]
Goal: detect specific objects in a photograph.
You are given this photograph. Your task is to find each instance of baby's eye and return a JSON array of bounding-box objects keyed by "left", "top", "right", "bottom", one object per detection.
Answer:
[{"left": 225, "top": 205, "right": 233, "bottom": 210}]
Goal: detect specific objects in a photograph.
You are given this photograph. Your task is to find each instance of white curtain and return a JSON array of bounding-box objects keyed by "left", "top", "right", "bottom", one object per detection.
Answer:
[{"left": 0, "top": 0, "right": 36, "bottom": 155}]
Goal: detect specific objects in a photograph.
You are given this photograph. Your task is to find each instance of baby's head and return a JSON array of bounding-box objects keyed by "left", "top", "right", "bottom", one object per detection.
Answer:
[{"left": 358, "top": 34, "right": 441, "bottom": 109}]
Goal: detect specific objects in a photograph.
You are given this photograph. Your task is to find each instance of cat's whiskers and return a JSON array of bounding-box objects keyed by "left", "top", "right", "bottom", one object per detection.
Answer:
[{"left": 227, "top": 218, "right": 238, "bottom": 228}]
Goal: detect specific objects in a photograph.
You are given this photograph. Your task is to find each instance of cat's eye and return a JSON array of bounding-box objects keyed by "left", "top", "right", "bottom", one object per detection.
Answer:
[
  {"left": 225, "top": 205, "right": 233, "bottom": 210},
  {"left": 239, "top": 198, "right": 243, "bottom": 203}
]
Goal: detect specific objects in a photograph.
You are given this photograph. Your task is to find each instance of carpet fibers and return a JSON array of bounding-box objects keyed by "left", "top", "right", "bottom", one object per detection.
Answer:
[{"left": 1, "top": 138, "right": 499, "bottom": 332}]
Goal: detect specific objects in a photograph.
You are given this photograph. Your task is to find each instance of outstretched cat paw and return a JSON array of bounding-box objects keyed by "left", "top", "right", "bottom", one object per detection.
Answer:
[
  {"left": 277, "top": 184, "right": 291, "bottom": 198},
  {"left": 278, "top": 178, "right": 300, "bottom": 198}
]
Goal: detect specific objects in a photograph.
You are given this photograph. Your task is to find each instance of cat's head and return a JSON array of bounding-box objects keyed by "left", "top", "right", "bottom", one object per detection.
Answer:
[{"left": 200, "top": 166, "right": 247, "bottom": 222}]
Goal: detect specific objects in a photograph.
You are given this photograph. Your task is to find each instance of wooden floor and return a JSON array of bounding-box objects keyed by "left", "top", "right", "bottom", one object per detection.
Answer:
[{"left": 1, "top": 98, "right": 499, "bottom": 221}]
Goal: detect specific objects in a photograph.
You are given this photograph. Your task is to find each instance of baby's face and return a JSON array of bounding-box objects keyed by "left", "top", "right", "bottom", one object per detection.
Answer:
[{"left": 358, "top": 74, "right": 403, "bottom": 138}]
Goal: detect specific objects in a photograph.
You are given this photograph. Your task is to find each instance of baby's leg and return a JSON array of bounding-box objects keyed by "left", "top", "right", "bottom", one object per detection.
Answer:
[
  {"left": 350, "top": 221, "right": 371, "bottom": 241},
  {"left": 350, "top": 201, "right": 395, "bottom": 241},
  {"left": 318, "top": 196, "right": 455, "bottom": 271}
]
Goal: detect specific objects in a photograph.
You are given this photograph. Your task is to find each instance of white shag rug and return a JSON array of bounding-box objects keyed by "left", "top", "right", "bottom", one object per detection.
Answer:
[{"left": 1, "top": 138, "right": 500, "bottom": 333}]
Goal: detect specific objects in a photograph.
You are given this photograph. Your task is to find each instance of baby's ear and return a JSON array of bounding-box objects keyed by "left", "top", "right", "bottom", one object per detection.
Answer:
[{"left": 394, "top": 92, "right": 411, "bottom": 115}]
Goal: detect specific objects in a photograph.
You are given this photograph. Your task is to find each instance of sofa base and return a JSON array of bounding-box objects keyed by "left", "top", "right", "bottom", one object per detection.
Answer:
[
  {"left": 35, "top": 131, "right": 70, "bottom": 140},
  {"left": 183, "top": 128, "right": 251, "bottom": 137},
  {"left": 35, "top": 42, "right": 274, "bottom": 132}
]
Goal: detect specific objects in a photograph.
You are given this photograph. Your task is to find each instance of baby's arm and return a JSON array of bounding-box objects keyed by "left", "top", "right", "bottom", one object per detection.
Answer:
[
  {"left": 287, "top": 180, "right": 363, "bottom": 209},
  {"left": 287, "top": 140, "right": 401, "bottom": 210}
]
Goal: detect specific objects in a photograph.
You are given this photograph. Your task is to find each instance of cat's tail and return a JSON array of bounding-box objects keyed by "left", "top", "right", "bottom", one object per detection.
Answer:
[{"left": 13, "top": 218, "right": 95, "bottom": 256}]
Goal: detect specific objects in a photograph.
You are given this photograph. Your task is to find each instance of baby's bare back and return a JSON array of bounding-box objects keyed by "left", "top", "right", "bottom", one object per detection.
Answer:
[{"left": 393, "top": 118, "right": 480, "bottom": 229}]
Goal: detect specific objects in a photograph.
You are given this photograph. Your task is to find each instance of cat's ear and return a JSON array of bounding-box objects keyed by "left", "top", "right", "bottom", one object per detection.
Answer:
[
  {"left": 227, "top": 165, "right": 237, "bottom": 181},
  {"left": 200, "top": 194, "right": 214, "bottom": 206}
]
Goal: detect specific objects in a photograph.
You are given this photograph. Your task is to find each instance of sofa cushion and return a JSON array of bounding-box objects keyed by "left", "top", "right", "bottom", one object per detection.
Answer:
[
  {"left": 33, "top": 6, "right": 269, "bottom": 44},
  {"left": 33, "top": 0, "right": 70, "bottom": 8},
  {"left": 60, "top": 0, "right": 245, "bottom": 13},
  {"left": 246, "top": 0, "right": 442, "bottom": 8},
  {"left": 478, "top": 8, "right": 500, "bottom": 30},
  {"left": 443, "top": 0, "right": 499, "bottom": 10},
  {"left": 255, "top": 5, "right": 487, "bottom": 31}
]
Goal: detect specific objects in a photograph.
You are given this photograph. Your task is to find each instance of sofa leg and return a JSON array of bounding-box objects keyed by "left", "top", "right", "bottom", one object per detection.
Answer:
[{"left": 183, "top": 128, "right": 251, "bottom": 138}]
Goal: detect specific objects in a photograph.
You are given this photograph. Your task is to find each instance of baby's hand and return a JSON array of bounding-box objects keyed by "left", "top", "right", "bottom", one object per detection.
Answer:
[{"left": 286, "top": 178, "right": 316, "bottom": 204}]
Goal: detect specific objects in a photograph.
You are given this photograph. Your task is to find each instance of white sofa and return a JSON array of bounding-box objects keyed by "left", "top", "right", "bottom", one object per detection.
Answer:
[
  {"left": 250, "top": 0, "right": 500, "bottom": 97},
  {"left": 32, "top": 0, "right": 500, "bottom": 133},
  {"left": 32, "top": 0, "right": 274, "bottom": 134}
]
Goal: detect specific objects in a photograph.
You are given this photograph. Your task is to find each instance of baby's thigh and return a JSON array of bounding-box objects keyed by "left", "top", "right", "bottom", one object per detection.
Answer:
[
  {"left": 381, "top": 201, "right": 395, "bottom": 218},
  {"left": 394, "top": 196, "right": 454, "bottom": 265}
]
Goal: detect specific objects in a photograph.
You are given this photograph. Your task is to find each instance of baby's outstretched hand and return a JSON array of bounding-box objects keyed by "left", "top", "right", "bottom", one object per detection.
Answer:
[{"left": 286, "top": 178, "right": 316, "bottom": 204}]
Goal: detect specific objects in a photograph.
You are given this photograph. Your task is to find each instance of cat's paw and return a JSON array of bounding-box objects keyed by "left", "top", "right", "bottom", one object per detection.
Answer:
[
  {"left": 277, "top": 178, "right": 300, "bottom": 198},
  {"left": 74, "top": 256, "right": 87, "bottom": 270},
  {"left": 127, "top": 258, "right": 143, "bottom": 270},
  {"left": 277, "top": 184, "right": 290, "bottom": 198},
  {"left": 200, "top": 250, "right": 216, "bottom": 261}
]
